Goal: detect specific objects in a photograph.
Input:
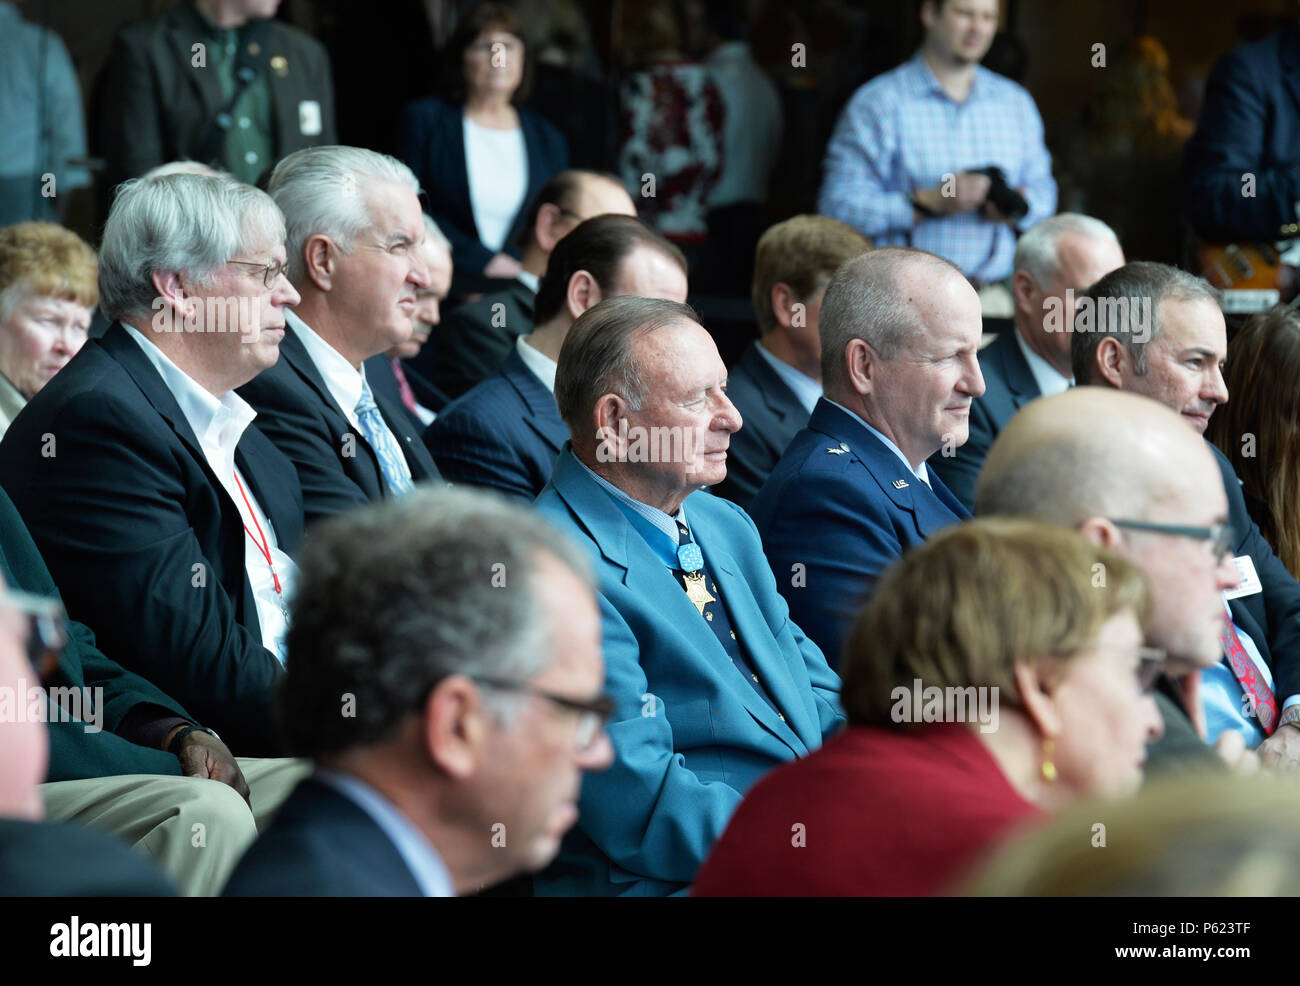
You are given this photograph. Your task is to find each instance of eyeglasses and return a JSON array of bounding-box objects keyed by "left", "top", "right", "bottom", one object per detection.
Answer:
[
  {"left": 1111, "top": 519, "right": 1237, "bottom": 564},
  {"left": 1133, "top": 645, "right": 1167, "bottom": 693},
  {"left": 471, "top": 675, "right": 613, "bottom": 751},
  {"left": 0, "top": 588, "right": 66, "bottom": 683},
  {"left": 229, "top": 258, "right": 289, "bottom": 288}
]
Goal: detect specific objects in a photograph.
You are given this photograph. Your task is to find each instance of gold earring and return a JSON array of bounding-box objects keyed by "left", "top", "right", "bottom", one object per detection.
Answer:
[{"left": 1041, "top": 738, "right": 1057, "bottom": 783}]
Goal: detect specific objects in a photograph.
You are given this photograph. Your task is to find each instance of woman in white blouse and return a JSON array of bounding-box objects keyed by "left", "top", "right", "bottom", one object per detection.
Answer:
[{"left": 397, "top": 3, "right": 569, "bottom": 289}]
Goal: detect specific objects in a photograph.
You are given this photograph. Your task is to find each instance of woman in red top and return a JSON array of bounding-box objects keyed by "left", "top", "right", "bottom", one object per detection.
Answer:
[{"left": 693, "top": 518, "right": 1165, "bottom": 896}]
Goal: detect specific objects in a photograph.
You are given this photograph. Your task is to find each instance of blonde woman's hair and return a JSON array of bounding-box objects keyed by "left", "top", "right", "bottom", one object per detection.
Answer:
[{"left": 841, "top": 518, "right": 1150, "bottom": 728}]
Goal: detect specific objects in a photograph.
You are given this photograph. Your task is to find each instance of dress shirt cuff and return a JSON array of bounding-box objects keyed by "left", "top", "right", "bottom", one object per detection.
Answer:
[
  {"left": 116, "top": 703, "right": 194, "bottom": 752},
  {"left": 1279, "top": 697, "right": 1300, "bottom": 730}
]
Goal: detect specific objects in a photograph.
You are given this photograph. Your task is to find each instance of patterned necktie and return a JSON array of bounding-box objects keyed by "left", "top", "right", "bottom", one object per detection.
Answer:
[
  {"left": 355, "top": 380, "right": 413, "bottom": 496},
  {"left": 390, "top": 358, "right": 419, "bottom": 414},
  {"left": 1221, "top": 617, "right": 1277, "bottom": 735}
]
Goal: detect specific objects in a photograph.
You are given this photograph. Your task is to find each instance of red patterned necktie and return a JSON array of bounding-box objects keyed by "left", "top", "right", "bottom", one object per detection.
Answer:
[
  {"left": 390, "top": 358, "right": 418, "bottom": 414},
  {"left": 1220, "top": 617, "right": 1277, "bottom": 735}
]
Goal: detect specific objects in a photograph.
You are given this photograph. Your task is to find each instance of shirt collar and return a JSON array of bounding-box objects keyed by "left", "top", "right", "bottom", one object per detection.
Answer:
[
  {"left": 314, "top": 769, "right": 456, "bottom": 897},
  {"left": 824, "top": 398, "right": 930, "bottom": 486},
  {"left": 1011, "top": 327, "right": 1072, "bottom": 397},
  {"left": 516, "top": 270, "right": 540, "bottom": 294},
  {"left": 286, "top": 309, "right": 367, "bottom": 424},
  {"left": 122, "top": 323, "right": 257, "bottom": 453},
  {"left": 906, "top": 50, "right": 985, "bottom": 103},
  {"left": 515, "top": 335, "right": 557, "bottom": 393},
  {"left": 576, "top": 457, "right": 686, "bottom": 566},
  {"left": 754, "top": 341, "right": 822, "bottom": 415}
]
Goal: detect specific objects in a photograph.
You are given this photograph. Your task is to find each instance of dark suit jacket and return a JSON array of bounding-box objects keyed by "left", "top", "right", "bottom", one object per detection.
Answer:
[
  {"left": 0, "top": 487, "right": 189, "bottom": 782},
  {"left": 362, "top": 354, "right": 448, "bottom": 436},
  {"left": 711, "top": 342, "right": 811, "bottom": 509},
  {"left": 414, "top": 279, "right": 537, "bottom": 401},
  {"left": 1213, "top": 443, "right": 1300, "bottom": 701},
  {"left": 0, "top": 324, "right": 301, "bottom": 755},
  {"left": 223, "top": 777, "right": 425, "bottom": 896},
  {"left": 0, "top": 818, "right": 177, "bottom": 896},
  {"left": 395, "top": 96, "right": 568, "bottom": 275},
  {"left": 238, "top": 322, "right": 440, "bottom": 527},
  {"left": 96, "top": 0, "right": 337, "bottom": 192},
  {"left": 534, "top": 449, "right": 843, "bottom": 896},
  {"left": 423, "top": 347, "right": 566, "bottom": 503},
  {"left": 1184, "top": 25, "right": 1300, "bottom": 241},
  {"left": 930, "top": 330, "right": 1041, "bottom": 511},
  {"left": 751, "top": 399, "right": 969, "bottom": 667}
]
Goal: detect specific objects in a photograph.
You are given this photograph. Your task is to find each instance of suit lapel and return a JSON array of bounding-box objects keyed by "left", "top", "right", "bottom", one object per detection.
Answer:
[
  {"left": 990, "top": 330, "right": 1040, "bottom": 411},
  {"left": 703, "top": 532, "right": 815, "bottom": 749},
  {"left": 281, "top": 321, "right": 385, "bottom": 485},
  {"left": 375, "top": 389, "right": 439, "bottom": 481},
  {"left": 742, "top": 344, "right": 803, "bottom": 424},
  {"left": 810, "top": 400, "right": 964, "bottom": 538},
  {"left": 550, "top": 452, "right": 805, "bottom": 755},
  {"left": 99, "top": 325, "right": 257, "bottom": 630},
  {"left": 165, "top": 7, "right": 225, "bottom": 124},
  {"left": 501, "top": 349, "right": 567, "bottom": 453}
]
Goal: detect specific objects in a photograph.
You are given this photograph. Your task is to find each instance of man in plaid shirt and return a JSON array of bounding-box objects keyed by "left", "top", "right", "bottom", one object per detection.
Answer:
[{"left": 818, "top": 0, "right": 1055, "bottom": 286}]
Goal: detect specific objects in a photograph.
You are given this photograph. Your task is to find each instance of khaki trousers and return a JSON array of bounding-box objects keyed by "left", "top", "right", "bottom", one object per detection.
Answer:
[{"left": 42, "top": 757, "right": 309, "bottom": 897}]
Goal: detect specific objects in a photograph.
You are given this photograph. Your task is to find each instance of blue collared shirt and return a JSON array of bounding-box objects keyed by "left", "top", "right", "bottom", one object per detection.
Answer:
[
  {"left": 314, "top": 769, "right": 455, "bottom": 897},
  {"left": 755, "top": 342, "right": 822, "bottom": 415},
  {"left": 824, "top": 399, "right": 931, "bottom": 487},
  {"left": 578, "top": 458, "right": 687, "bottom": 569},
  {"left": 1202, "top": 598, "right": 1299, "bottom": 749},
  {"left": 817, "top": 52, "right": 1056, "bottom": 282}
]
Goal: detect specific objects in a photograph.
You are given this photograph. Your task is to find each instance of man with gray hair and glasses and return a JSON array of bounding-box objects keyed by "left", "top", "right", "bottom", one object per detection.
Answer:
[
  {"left": 976, "top": 387, "right": 1255, "bottom": 773},
  {"left": 930, "top": 213, "right": 1125, "bottom": 509},
  {"left": 239, "top": 145, "right": 440, "bottom": 526},
  {"left": 535, "top": 295, "right": 843, "bottom": 896},
  {"left": 0, "top": 171, "right": 304, "bottom": 757},
  {"left": 1072, "top": 261, "right": 1300, "bottom": 770},
  {"left": 225, "top": 487, "right": 613, "bottom": 897}
]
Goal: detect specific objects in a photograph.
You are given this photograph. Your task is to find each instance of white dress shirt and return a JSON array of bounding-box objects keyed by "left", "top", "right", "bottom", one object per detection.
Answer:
[
  {"left": 754, "top": 341, "right": 822, "bottom": 415},
  {"left": 1012, "top": 326, "right": 1072, "bottom": 396},
  {"left": 464, "top": 117, "right": 528, "bottom": 254},
  {"left": 123, "top": 325, "right": 295, "bottom": 662},
  {"left": 515, "top": 335, "right": 557, "bottom": 393},
  {"left": 287, "top": 311, "right": 412, "bottom": 487}
]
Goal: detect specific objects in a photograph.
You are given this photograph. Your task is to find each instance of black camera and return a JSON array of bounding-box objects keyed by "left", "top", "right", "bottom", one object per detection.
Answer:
[{"left": 972, "top": 166, "right": 1028, "bottom": 222}]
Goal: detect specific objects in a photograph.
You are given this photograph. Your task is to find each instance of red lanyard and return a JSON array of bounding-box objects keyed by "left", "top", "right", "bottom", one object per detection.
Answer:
[{"left": 233, "top": 472, "right": 282, "bottom": 595}]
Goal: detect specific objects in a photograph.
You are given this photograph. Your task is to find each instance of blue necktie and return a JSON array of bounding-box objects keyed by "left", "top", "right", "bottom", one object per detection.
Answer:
[{"left": 355, "top": 380, "right": 413, "bottom": 496}]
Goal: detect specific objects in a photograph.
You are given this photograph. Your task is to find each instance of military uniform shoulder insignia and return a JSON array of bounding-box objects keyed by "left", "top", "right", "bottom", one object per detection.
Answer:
[{"left": 826, "top": 442, "right": 850, "bottom": 455}]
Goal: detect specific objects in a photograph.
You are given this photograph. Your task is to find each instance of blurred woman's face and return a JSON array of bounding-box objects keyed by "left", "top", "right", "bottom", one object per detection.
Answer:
[
  {"left": 1049, "top": 609, "right": 1164, "bottom": 798},
  {"left": 0, "top": 292, "right": 91, "bottom": 399},
  {"left": 462, "top": 29, "right": 525, "bottom": 101}
]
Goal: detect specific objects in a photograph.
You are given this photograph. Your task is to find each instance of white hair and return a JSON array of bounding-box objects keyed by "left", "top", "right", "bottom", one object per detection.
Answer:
[
  {"left": 268, "top": 145, "right": 422, "bottom": 283},
  {"left": 423, "top": 214, "right": 450, "bottom": 251},
  {"left": 1014, "top": 213, "right": 1120, "bottom": 288},
  {"left": 97, "top": 173, "right": 284, "bottom": 322}
]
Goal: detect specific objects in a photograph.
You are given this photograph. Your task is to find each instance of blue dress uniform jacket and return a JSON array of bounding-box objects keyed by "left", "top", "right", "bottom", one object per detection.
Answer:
[
  {"left": 533, "top": 448, "right": 843, "bottom": 896},
  {"left": 751, "top": 398, "right": 968, "bottom": 667}
]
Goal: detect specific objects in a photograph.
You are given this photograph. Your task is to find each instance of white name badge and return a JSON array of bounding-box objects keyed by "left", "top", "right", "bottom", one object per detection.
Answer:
[
  {"left": 1224, "top": 555, "right": 1263, "bottom": 600},
  {"left": 298, "top": 100, "right": 322, "bottom": 136}
]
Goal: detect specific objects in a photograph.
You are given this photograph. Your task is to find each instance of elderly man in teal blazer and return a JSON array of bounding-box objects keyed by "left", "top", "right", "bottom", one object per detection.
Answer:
[{"left": 534, "top": 296, "right": 843, "bottom": 896}]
